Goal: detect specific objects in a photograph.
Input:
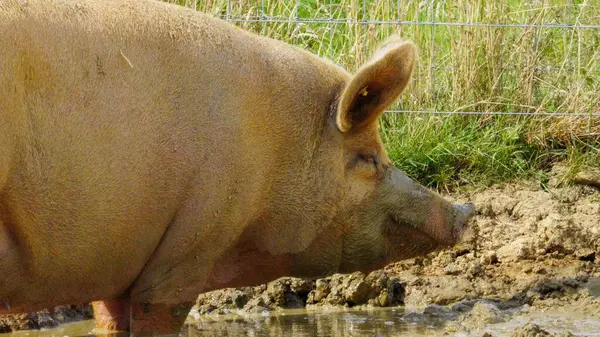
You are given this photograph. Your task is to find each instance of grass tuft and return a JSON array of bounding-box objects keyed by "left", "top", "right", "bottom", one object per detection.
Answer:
[{"left": 166, "top": 0, "right": 600, "bottom": 190}]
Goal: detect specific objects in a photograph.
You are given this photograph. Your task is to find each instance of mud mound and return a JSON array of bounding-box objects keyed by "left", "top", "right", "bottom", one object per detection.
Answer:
[
  {"left": 194, "top": 270, "right": 406, "bottom": 316},
  {"left": 510, "top": 323, "right": 556, "bottom": 337},
  {"left": 393, "top": 182, "right": 600, "bottom": 308}
]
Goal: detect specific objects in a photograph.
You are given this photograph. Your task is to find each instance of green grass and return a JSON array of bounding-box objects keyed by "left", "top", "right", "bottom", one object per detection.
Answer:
[{"left": 167, "top": 0, "right": 600, "bottom": 190}]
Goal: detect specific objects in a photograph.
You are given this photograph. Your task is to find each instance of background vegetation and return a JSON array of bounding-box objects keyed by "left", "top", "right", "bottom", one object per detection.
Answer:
[{"left": 167, "top": 0, "right": 599, "bottom": 190}]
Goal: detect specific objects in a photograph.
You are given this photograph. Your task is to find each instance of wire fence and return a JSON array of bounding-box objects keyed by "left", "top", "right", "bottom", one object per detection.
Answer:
[
  {"left": 219, "top": 17, "right": 600, "bottom": 30},
  {"left": 195, "top": 0, "right": 600, "bottom": 118}
]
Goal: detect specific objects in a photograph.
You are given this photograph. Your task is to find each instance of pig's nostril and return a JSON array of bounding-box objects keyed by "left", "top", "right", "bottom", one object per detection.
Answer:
[
  {"left": 454, "top": 202, "right": 475, "bottom": 215},
  {"left": 461, "top": 203, "right": 476, "bottom": 217},
  {"left": 451, "top": 202, "right": 476, "bottom": 243},
  {"left": 452, "top": 202, "right": 476, "bottom": 236}
]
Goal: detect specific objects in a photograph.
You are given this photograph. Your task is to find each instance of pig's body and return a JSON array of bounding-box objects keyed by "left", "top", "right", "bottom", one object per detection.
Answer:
[{"left": 0, "top": 0, "right": 474, "bottom": 333}]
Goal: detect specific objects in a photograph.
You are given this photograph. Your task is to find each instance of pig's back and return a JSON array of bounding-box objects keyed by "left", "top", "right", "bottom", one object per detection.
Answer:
[{"left": 0, "top": 0, "right": 296, "bottom": 310}]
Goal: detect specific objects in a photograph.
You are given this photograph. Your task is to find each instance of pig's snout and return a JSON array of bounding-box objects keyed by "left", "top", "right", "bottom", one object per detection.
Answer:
[
  {"left": 451, "top": 202, "right": 476, "bottom": 241},
  {"left": 387, "top": 169, "right": 475, "bottom": 246}
]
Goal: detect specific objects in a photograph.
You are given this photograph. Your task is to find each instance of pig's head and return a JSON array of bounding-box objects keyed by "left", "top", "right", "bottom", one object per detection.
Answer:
[
  {"left": 274, "top": 37, "right": 476, "bottom": 277},
  {"left": 227, "top": 37, "right": 475, "bottom": 287}
]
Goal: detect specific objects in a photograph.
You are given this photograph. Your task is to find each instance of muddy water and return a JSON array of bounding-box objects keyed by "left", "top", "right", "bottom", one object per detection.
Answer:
[
  {"left": 4, "top": 306, "right": 600, "bottom": 337},
  {"left": 0, "top": 320, "right": 98, "bottom": 337},
  {"left": 183, "top": 308, "right": 600, "bottom": 337},
  {"left": 184, "top": 307, "right": 428, "bottom": 337},
  {"left": 485, "top": 312, "right": 600, "bottom": 336}
]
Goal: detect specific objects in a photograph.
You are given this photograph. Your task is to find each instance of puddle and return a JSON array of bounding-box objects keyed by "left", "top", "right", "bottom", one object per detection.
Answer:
[
  {"left": 2, "top": 306, "right": 600, "bottom": 337},
  {"left": 184, "top": 307, "right": 439, "bottom": 337},
  {"left": 0, "top": 320, "right": 98, "bottom": 337},
  {"left": 183, "top": 306, "right": 600, "bottom": 337}
]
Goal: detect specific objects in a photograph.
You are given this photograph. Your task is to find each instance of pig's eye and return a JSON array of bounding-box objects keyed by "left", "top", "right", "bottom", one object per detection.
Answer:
[{"left": 358, "top": 154, "right": 379, "bottom": 167}]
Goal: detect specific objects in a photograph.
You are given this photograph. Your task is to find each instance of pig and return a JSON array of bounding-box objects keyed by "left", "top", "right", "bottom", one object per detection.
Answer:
[{"left": 0, "top": 0, "right": 475, "bottom": 334}]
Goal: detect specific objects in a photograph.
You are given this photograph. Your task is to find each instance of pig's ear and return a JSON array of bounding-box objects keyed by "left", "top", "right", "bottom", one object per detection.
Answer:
[{"left": 336, "top": 37, "right": 416, "bottom": 133}]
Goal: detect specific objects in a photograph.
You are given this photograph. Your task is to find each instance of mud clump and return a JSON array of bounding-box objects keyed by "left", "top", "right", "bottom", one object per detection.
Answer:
[
  {"left": 305, "top": 270, "right": 404, "bottom": 307},
  {"left": 397, "top": 182, "right": 599, "bottom": 308},
  {"left": 511, "top": 323, "right": 550, "bottom": 337},
  {"left": 0, "top": 305, "right": 92, "bottom": 332},
  {"left": 195, "top": 270, "right": 405, "bottom": 315},
  {"left": 458, "top": 301, "right": 506, "bottom": 331},
  {"left": 510, "top": 322, "right": 574, "bottom": 337}
]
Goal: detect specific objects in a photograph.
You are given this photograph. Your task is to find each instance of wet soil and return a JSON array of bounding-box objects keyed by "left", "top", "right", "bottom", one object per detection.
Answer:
[{"left": 2, "top": 178, "right": 599, "bottom": 335}]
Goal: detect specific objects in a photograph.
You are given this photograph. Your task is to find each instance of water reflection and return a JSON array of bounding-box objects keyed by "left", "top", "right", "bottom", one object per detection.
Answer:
[
  {"left": 5, "top": 306, "right": 600, "bottom": 337},
  {"left": 1, "top": 320, "right": 97, "bottom": 337},
  {"left": 1, "top": 308, "right": 440, "bottom": 337},
  {"left": 183, "top": 307, "right": 435, "bottom": 337},
  {"left": 0, "top": 308, "right": 438, "bottom": 337}
]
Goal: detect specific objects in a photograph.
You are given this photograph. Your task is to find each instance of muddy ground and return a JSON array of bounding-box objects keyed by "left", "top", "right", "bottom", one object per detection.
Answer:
[{"left": 2, "top": 171, "right": 599, "bottom": 336}]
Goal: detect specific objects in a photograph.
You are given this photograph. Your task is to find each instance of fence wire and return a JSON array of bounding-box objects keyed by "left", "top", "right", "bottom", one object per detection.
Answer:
[
  {"left": 220, "top": 0, "right": 600, "bottom": 118},
  {"left": 219, "top": 17, "right": 600, "bottom": 30}
]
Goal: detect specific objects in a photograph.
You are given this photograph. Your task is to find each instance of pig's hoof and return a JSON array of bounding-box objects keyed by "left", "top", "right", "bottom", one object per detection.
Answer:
[{"left": 92, "top": 299, "right": 193, "bottom": 335}]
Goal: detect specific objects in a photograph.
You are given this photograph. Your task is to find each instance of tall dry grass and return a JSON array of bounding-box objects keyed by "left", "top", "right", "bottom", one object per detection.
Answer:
[{"left": 166, "top": 0, "right": 600, "bottom": 189}]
